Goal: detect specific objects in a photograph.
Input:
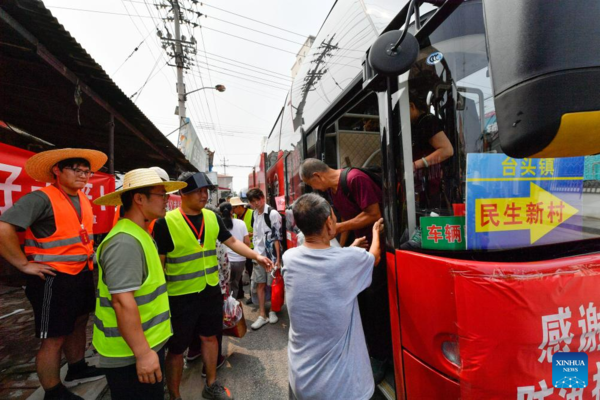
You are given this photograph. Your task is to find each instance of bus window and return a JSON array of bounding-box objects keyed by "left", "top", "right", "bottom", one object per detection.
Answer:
[
  {"left": 400, "top": 0, "right": 600, "bottom": 250},
  {"left": 324, "top": 123, "right": 337, "bottom": 168},
  {"left": 322, "top": 93, "right": 381, "bottom": 170},
  {"left": 305, "top": 130, "right": 316, "bottom": 158}
]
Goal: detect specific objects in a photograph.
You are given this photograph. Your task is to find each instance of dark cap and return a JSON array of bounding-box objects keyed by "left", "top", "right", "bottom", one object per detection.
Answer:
[{"left": 181, "top": 172, "right": 215, "bottom": 194}]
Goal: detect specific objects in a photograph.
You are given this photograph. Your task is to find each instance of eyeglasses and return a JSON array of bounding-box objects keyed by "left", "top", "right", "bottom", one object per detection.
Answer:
[
  {"left": 148, "top": 192, "right": 169, "bottom": 201},
  {"left": 64, "top": 167, "right": 94, "bottom": 177}
]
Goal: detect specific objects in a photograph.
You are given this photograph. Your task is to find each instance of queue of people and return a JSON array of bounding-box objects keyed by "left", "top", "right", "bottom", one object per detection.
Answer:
[{"left": 0, "top": 147, "right": 390, "bottom": 400}]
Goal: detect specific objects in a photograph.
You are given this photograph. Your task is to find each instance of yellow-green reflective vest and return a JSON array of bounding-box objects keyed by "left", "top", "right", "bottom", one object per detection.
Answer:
[
  {"left": 93, "top": 219, "right": 172, "bottom": 358},
  {"left": 237, "top": 208, "right": 254, "bottom": 249},
  {"left": 164, "top": 208, "right": 219, "bottom": 296}
]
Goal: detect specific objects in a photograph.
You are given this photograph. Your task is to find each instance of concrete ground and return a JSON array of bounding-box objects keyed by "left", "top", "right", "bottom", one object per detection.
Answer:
[{"left": 178, "top": 297, "right": 290, "bottom": 400}]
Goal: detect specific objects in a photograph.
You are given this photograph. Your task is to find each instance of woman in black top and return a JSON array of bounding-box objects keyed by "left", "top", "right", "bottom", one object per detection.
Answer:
[{"left": 409, "top": 90, "right": 454, "bottom": 210}]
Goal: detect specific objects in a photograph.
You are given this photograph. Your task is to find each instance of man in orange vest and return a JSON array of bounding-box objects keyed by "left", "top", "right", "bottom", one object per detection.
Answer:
[{"left": 0, "top": 148, "right": 107, "bottom": 400}]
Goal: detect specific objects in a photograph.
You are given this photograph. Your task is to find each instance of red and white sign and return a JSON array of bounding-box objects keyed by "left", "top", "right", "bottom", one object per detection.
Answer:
[
  {"left": 0, "top": 143, "right": 116, "bottom": 234},
  {"left": 455, "top": 261, "right": 600, "bottom": 399}
]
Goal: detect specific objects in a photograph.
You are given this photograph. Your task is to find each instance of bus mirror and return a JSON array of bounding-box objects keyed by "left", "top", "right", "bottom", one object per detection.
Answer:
[
  {"left": 483, "top": 0, "right": 600, "bottom": 158},
  {"left": 368, "top": 30, "right": 419, "bottom": 77}
]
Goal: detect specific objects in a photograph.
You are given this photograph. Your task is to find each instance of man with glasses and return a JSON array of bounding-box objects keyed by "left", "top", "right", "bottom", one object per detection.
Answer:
[
  {"left": 0, "top": 149, "right": 107, "bottom": 400},
  {"left": 153, "top": 171, "right": 274, "bottom": 400},
  {"left": 92, "top": 168, "right": 187, "bottom": 399}
]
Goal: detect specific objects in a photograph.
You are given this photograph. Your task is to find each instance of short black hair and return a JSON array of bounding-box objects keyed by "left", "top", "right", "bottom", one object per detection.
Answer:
[
  {"left": 246, "top": 188, "right": 265, "bottom": 202},
  {"left": 292, "top": 193, "right": 332, "bottom": 236},
  {"left": 121, "top": 187, "right": 153, "bottom": 212},
  {"left": 54, "top": 158, "right": 91, "bottom": 177}
]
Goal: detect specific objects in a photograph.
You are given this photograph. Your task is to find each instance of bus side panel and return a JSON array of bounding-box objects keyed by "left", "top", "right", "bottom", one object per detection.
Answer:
[
  {"left": 387, "top": 251, "right": 405, "bottom": 399},
  {"left": 403, "top": 351, "right": 460, "bottom": 400},
  {"left": 397, "top": 251, "right": 460, "bottom": 380}
]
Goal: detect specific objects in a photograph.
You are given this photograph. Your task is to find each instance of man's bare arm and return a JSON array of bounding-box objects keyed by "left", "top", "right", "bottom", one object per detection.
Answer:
[
  {"left": 336, "top": 203, "right": 381, "bottom": 234},
  {"left": 111, "top": 292, "right": 162, "bottom": 384},
  {"left": 0, "top": 221, "right": 56, "bottom": 279},
  {"left": 369, "top": 218, "right": 384, "bottom": 266}
]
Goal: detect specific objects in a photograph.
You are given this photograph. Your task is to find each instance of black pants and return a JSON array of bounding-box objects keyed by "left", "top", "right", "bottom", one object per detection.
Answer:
[
  {"left": 358, "top": 256, "right": 393, "bottom": 360},
  {"left": 104, "top": 347, "right": 166, "bottom": 400}
]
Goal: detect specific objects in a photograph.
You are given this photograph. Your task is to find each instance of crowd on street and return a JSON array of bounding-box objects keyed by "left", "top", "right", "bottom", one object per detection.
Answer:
[{"left": 0, "top": 149, "right": 388, "bottom": 400}]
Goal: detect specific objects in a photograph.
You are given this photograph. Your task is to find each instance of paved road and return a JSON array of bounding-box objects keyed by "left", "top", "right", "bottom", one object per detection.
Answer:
[{"left": 179, "top": 296, "right": 290, "bottom": 400}]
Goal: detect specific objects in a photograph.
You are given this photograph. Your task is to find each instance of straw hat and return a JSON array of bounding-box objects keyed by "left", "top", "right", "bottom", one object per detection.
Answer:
[
  {"left": 229, "top": 196, "right": 247, "bottom": 207},
  {"left": 25, "top": 148, "right": 108, "bottom": 183},
  {"left": 94, "top": 168, "right": 187, "bottom": 206}
]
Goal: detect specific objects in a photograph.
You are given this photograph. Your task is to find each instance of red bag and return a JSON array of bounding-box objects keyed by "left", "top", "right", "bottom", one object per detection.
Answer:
[{"left": 270, "top": 269, "right": 285, "bottom": 312}]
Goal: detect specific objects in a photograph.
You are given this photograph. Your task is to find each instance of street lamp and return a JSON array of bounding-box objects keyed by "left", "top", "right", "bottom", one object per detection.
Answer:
[{"left": 184, "top": 84, "right": 226, "bottom": 100}]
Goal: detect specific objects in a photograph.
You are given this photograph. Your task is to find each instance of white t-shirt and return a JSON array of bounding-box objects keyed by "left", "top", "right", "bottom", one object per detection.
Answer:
[{"left": 225, "top": 218, "right": 249, "bottom": 262}]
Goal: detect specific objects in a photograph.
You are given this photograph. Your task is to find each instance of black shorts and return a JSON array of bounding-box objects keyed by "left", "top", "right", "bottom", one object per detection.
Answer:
[
  {"left": 25, "top": 271, "right": 95, "bottom": 339},
  {"left": 167, "top": 286, "right": 223, "bottom": 354}
]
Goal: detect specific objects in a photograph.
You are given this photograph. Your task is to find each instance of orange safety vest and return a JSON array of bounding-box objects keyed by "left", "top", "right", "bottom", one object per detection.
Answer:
[
  {"left": 24, "top": 186, "right": 94, "bottom": 275},
  {"left": 112, "top": 205, "right": 156, "bottom": 234}
]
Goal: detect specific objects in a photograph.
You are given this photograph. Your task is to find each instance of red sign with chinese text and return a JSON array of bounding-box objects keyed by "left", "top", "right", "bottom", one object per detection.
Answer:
[{"left": 0, "top": 143, "right": 116, "bottom": 234}]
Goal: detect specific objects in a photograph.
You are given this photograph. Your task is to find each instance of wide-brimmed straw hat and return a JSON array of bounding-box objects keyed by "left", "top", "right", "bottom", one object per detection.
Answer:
[
  {"left": 94, "top": 168, "right": 187, "bottom": 206},
  {"left": 25, "top": 148, "right": 108, "bottom": 183},
  {"left": 229, "top": 196, "right": 247, "bottom": 207}
]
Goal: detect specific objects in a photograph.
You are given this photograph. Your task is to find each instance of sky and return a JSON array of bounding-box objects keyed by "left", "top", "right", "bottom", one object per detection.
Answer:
[{"left": 42, "top": 0, "right": 336, "bottom": 192}]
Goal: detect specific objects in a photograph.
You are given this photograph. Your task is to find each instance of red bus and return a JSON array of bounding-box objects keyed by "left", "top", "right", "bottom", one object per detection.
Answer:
[{"left": 257, "top": 0, "right": 600, "bottom": 398}]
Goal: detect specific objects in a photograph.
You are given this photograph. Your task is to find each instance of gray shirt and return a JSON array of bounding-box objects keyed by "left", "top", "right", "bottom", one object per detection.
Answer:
[
  {"left": 97, "top": 232, "right": 165, "bottom": 368},
  {"left": 0, "top": 190, "right": 81, "bottom": 238},
  {"left": 282, "top": 245, "right": 375, "bottom": 400}
]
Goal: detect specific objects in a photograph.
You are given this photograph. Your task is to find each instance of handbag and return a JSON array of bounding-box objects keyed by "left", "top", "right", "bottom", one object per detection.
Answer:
[
  {"left": 270, "top": 269, "right": 285, "bottom": 313},
  {"left": 223, "top": 298, "right": 247, "bottom": 338}
]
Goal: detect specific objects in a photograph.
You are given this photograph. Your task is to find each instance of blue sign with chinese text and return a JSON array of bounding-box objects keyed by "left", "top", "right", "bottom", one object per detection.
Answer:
[{"left": 466, "top": 154, "right": 584, "bottom": 250}]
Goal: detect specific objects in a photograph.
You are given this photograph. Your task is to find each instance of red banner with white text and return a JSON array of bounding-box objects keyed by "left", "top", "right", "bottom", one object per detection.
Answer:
[
  {"left": 0, "top": 143, "right": 116, "bottom": 234},
  {"left": 455, "top": 261, "right": 600, "bottom": 399}
]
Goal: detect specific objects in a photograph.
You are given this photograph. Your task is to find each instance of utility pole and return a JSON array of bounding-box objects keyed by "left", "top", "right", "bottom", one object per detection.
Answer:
[
  {"left": 156, "top": 0, "right": 197, "bottom": 129},
  {"left": 172, "top": 0, "right": 186, "bottom": 124},
  {"left": 221, "top": 157, "right": 229, "bottom": 175},
  {"left": 293, "top": 34, "right": 339, "bottom": 131}
]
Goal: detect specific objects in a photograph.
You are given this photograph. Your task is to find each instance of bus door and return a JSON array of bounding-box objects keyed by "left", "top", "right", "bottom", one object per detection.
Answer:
[{"left": 376, "top": 1, "right": 600, "bottom": 398}]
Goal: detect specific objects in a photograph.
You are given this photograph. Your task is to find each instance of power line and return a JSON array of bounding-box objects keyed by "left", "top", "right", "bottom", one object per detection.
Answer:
[
  {"left": 195, "top": 53, "right": 292, "bottom": 82},
  {"left": 46, "top": 5, "right": 154, "bottom": 18},
  {"left": 196, "top": 49, "right": 291, "bottom": 78},
  {"left": 112, "top": 36, "right": 148, "bottom": 76},
  {"left": 190, "top": 69, "right": 288, "bottom": 92},
  {"left": 203, "top": 15, "right": 305, "bottom": 46},
  {"left": 194, "top": 59, "right": 291, "bottom": 86},
  {"left": 199, "top": 1, "right": 308, "bottom": 38},
  {"left": 123, "top": 0, "right": 307, "bottom": 38},
  {"left": 201, "top": 27, "right": 298, "bottom": 55}
]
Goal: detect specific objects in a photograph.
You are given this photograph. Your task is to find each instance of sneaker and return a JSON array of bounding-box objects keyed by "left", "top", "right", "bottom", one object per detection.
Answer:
[
  {"left": 64, "top": 363, "right": 104, "bottom": 387},
  {"left": 251, "top": 316, "right": 268, "bottom": 330},
  {"left": 186, "top": 346, "right": 202, "bottom": 362},
  {"left": 268, "top": 311, "right": 278, "bottom": 324},
  {"left": 371, "top": 357, "right": 388, "bottom": 384},
  {"left": 202, "top": 380, "right": 234, "bottom": 400},
  {"left": 43, "top": 384, "right": 84, "bottom": 400},
  {"left": 245, "top": 298, "right": 253, "bottom": 305},
  {"left": 201, "top": 354, "right": 227, "bottom": 377}
]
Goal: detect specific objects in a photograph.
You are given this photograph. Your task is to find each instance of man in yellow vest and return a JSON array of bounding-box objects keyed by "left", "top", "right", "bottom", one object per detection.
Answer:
[
  {"left": 153, "top": 172, "right": 274, "bottom": 400},
  {"left": 92, "top": 169, "right": 187, "bottom": 399},
  {"left": 0, "top": 148, "right": 106, "bottom": 400},
  {"left": 230, "top": 196, "right": 253, "bottom": 300}
]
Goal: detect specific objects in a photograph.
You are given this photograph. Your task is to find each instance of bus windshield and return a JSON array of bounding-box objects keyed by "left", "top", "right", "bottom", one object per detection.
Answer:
[{"left": 402, "top": 0, "right": 600, "bottom": 252}]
